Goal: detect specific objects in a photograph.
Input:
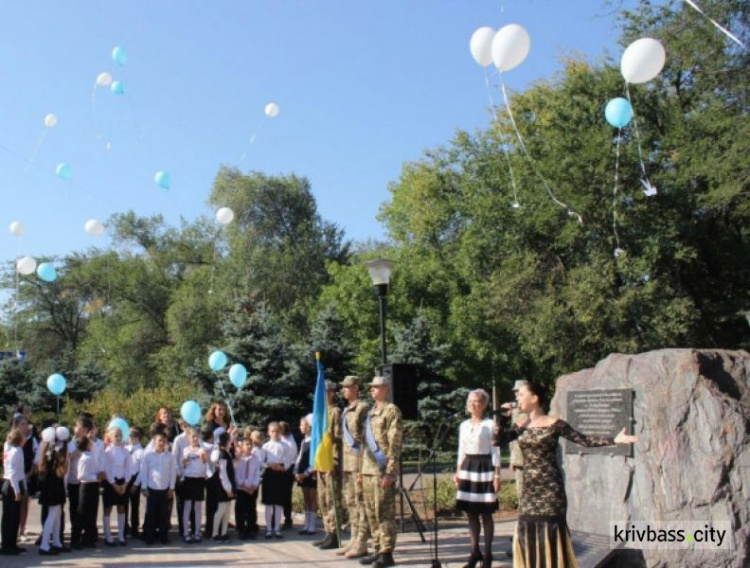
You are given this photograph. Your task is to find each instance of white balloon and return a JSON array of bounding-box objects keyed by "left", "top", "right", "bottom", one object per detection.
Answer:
[
  {"left": 470, "top": 27, "right": 496, "bottom": 67},
  {"left": 85, "top": 219, "right": 105, "bottom": 236},
  {"left": 621, "top": 38, "right": 666, "bottom": 84},
  {"left": 9, "top": 221, "right": 25, "bottom": 237},
  {"left": 265, "top": 102, "right": 280, "bottom": 118},
  {"left": 216, "top": 207, "right": 235, "bottom": 225},
  {"left": 491, "top": 24, "right": 531, "bottom": 72},
  {"left": 96, "top": 72, "right": 113, "bottom": 87},
  {"left": 44, "top": 113, "right": 58, "bottom": 128},
  {"left": 17, "top": 256, "right": 37, "bottom": 276}
]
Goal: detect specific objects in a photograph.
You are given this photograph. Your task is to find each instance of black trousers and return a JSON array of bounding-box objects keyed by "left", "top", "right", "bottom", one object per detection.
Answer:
[
  {"left": 1, "top": 481, "right": 21, "bottom": 550},
  {"left": 67, "top": 483, "right": 81, "bottom": 545},
  {"left": 205, "top": 488, "right": 217, "bottom": 537},
  {"left": 175, "top": 480, "right": 186, "bottom": 535},
  {"left": 235, "top": 491, "right": 251, "bottom": 535},
  {"left": 143, "top": 489, "right": 169, "bottom": 542},
  {"left": 77, "top": 482, "right": 100, "bottom": 545},
  {"left": 125, "top": 476, "right": 140, "bottom": 535}
]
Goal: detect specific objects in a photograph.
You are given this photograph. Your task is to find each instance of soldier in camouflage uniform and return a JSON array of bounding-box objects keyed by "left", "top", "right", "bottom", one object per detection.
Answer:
[
  {"left": 358, "top": 375, "right": 402, "bottom": 568},
  {"left": 314, "top": 380, "right": 344, "bottom": 550},
  {"left": 336, "top": 375, "right": 370, "bottom": 559}
]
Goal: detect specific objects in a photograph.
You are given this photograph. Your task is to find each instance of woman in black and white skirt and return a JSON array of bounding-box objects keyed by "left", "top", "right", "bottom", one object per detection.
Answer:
[{"left": 454, "top": 389, "right": 501, "bottom": 568}]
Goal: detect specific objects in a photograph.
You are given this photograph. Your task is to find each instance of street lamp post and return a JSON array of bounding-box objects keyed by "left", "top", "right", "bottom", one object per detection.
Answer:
[{"left": 364, "top": 259, "right": 394, "bottom": 365}]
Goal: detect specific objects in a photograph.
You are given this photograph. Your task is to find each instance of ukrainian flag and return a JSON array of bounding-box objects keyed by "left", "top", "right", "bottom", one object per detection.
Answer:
[{"left": 310, "top": 352, "right": 334, "bottom": 472}]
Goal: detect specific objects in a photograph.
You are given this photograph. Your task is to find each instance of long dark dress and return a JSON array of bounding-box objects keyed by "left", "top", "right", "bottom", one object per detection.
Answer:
[{"left": 495, "top": 420, "right": 614, "bottom": 568}]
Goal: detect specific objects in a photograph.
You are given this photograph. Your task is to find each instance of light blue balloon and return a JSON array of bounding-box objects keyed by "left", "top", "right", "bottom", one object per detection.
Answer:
[
  {"left": 180, "top": 400, "right": 202, "bottom": 426},
  {"left": 110, "top": 80, "right": 125, "bottom": 95},
  {"left": 208, "top": 350, "right": 228, "bottom": 371},
  {"left": 37, "top": 263, "right": 57, "bottom": 283},
  {"left": 56, "top": 162, "right": 72, "bottom": 180},
  {"left": 154, "top": 170, "right": 171, "bottom": 190},
  {"left": 229, "top": 363, "right": 247, "bottom": 389},
  {"left": 46, "top": 373, "right": 67, "bottom": 396},
  {"left": 605, "top": 97, "right": 633, "bottom": 128},
  {"left": 108, "top": 418, "right": 130, "bottom": 440},
  {"left": 112, "top": 46, "right": 128, "bottom": 67}
]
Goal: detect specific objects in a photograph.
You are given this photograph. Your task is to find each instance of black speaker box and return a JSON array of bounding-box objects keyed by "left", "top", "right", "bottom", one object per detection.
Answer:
[{"left": 377, "top": 363, "right": 420, "bottom": 420}]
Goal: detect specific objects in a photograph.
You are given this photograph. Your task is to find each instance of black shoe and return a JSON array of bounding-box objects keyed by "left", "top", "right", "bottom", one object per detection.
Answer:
[
  {"left": 283, "top": 518, "right": 293, "bottom": 530},
  {"left": 105, "top": 539, "right": 118, "bottom": 547},
  {"left": 52, "top": 545, "right": 72, "bottom": 553},
  {"left": 72, "top": 542, "right": 84, "bottom": 550},
  {"left": 265, "top": 532, "right": 273, "bottom": 539},
  {"left": 118, "top": 539, "right": 127, "bottom": 546},
  {"left": 463, "top": 550, "right": 483, "bottom": 568},
  {"left": 312, "top": 534, "right": 328, "bottom": 546},
  {"left": 83, "top": 542, "right": 97, "bottom": 549},
  {"left": 0, "top": 548, "right": 21, "bottom": 555},
  {"left": 481, "top": 554, "right": 492, "bottom": 568},
  {"left": 373, "top": 552, "right": 396, "bottom": 568},
  {"left": 39, "top": 547, "right": 60, "bottom": 555},
  {"left": 360, "top": 552, "right": 381, "bottom": 565},
  {"left": 160, "top": 538, "right": 170, "bottom": 545},
  {"left": 319, "top": 533, "right": 339, "bottom": 550},
  {"left": 247, "top": 532, "right": 257, "bottom": 540},
  {"left": 12, "top": 546, "right": 27, "bottom": 553}
]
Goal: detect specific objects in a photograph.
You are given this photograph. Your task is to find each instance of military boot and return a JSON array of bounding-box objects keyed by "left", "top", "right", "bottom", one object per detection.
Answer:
[
  {"left": 359, "top": 550, "right": 380, "bottom": 565},
  {"left": 312, "top": 533, "right": 329, "bottom": 547},
  {"left": 319, "top": 533, "right": 340, "bottom": 550},
  {"left": 345, "top": 541, "right": 369, "bottom": 559},
  {"left": 373, "top": 551, "right": 395, "bottom": 567}
]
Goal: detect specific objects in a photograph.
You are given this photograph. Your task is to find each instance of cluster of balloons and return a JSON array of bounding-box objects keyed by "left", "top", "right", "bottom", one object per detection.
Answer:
[
  {"left": 47, "top": 373, "right": 67, "bottom": 396},
  {"left": 181, "top": 400, "right": 202, "bottom": 426},
  {"left": 470, "top": 24, "right": 531, "bottom": 72},
  {"left": 208, "top": 350, "right": 247, "bottom": 389}
]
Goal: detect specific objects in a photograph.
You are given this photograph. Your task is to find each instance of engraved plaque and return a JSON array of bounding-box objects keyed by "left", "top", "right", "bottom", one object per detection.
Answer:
[{"left": 565, "top": 389, "right": 633, "bottom": 456}]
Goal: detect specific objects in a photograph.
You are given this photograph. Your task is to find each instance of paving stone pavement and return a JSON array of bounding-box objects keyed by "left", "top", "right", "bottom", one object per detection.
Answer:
[{"left": 3, "top": 502, "right": 517, "bottom": 568}]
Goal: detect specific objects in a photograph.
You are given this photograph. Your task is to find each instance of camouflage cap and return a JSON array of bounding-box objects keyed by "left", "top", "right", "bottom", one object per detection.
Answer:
[
  {"left": 341, "top": 375, "right": 362, "bottom": 388},
  {"left": 325, "top": 379, "right": 338, "bottom": 391},
  {"left": 512, "top": 380, "right": 529, "bottom": 391}
]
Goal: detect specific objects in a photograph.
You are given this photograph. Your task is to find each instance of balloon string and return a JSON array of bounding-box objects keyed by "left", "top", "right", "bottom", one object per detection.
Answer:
[
  {"left": 612, "top": 128, "right": 622, "bottom": 252},
  {"left": 26, "top": 129, "right": 48, "bottom": 172},
  {"left": 14, "top": 246, "right": 20, "bottom": 355},
  {"left": 238, "top": 120, "right": 267, "bottom": 164},
  {"left": 91, "top": 81, "right": 108, "bottom": 148},
  {"left": 682, "top": 0, "right": 745, "bottom": 48},
  {"left": 499, "top": 75, "right": 583, "bottom": 224},
  {"left": 0, "top": 139, "right": 129, "bottom": 212},
  {"left": 624, "top": 84, "right": 658, "bottom": 200},
  {"left": 484, "top": 69, "right": 519, "bottom": 206},
  {"left": 216, "top": 375, "right": 236, "bottom": 425}
]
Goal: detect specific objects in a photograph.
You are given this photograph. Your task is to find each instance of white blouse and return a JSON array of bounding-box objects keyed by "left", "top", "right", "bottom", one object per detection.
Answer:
[
  {"left": 2, "top": 445, "right": 25, "bottom": 494},
  {"left": 457, "top": 418, "right": 501, "bottom": 468},
  {"left": 262, "top": 440, "right": 295, "bottom": 469}
]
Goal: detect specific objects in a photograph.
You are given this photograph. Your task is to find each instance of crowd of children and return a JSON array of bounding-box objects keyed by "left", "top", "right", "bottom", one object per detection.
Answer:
[{"left": 0, "top": 405, "right": 318, "bottom": 557}]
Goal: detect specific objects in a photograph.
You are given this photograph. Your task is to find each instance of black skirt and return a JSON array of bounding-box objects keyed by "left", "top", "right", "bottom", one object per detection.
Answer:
[
  {"left": 103, "top": 478, "right": 128, "bottom": 508},
  {"left": 261, "top": 468, "right": 286, "bottom": 505},
  {"left": 514, "top": 515, "right": 578, "bottom": 568},
  {"left": 183, "top": 476, "right": 206, "bottom": 502},
  {"left": 38, "top": 475, "right": 66, "bottom": 507},
  {"left": 456, "top": 454, "right": 498, "bottom": 514},
  {"left": 297, "top": 471, "right": 317, "bottom": 489}
]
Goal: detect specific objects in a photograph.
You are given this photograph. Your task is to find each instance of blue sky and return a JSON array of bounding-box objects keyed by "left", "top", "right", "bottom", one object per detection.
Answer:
[{"left": 0, "top": 0, "right": 644, "bottom": 264}]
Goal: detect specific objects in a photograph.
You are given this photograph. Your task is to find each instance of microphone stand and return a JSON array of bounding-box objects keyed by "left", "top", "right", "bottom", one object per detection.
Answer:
[{"left": 426, "top": 412, "right": 462, "bottom": 568}]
